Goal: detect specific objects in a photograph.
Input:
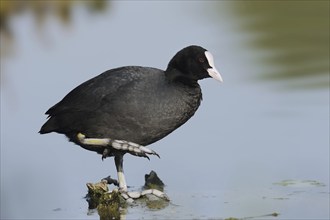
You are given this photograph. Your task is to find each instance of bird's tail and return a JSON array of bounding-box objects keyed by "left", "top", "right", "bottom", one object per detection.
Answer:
[{"left": 39, "top": 117, "right": 57, "bottom": 134}]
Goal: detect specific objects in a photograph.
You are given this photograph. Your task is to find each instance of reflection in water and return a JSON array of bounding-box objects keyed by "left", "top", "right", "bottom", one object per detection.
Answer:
[
  {"left": 2, "top": 1, "right": 328, "bottom": 88},
  {"left": 0, "top": 0, "right": 108, "bottom": 58},
  {"left": 229, "top": 1, "right": 329, "bottom": 88}
]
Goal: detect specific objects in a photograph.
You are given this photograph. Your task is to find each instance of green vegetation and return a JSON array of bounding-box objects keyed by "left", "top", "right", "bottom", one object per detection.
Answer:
[{"left": 229, "top": 1, "right": 329, "bottom": 88}]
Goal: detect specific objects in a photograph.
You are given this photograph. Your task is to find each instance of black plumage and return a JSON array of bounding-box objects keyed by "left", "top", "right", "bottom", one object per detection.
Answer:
[{"left": 40, "top": 45, "right": 222, "bottom": 191}]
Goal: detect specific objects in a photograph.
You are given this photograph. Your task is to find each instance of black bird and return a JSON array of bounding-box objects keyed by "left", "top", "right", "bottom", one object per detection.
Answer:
[{"left": 39, "top": 45, "right": 222, "bottom": 192}]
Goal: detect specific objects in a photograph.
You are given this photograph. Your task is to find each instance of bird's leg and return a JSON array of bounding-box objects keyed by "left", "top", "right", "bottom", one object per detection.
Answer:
[
  {"left": 77, "top": 132, "right": 164, "bottom": 201},
  {"left": 114, "top": 154, "right": 127, "bottom": 192},
  {"left": 77, "top": 133, "right": 110, "bottom": 145},
  {"left": 77, "top": 133, "right": 160, "bottom": 159}
]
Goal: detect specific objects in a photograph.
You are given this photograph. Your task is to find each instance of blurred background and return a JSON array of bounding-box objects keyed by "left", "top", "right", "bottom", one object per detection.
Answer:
[{"left": 1, "top": 1, "right": 329, "bottom": 219}]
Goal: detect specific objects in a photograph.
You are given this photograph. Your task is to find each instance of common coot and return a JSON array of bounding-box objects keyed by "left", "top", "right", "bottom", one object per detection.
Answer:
[{"left": 40, "top": 45, "right": 222, "bottom": 192}]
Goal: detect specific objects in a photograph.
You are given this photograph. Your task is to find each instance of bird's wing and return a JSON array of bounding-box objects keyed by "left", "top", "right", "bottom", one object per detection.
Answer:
[{"left": 45, "top": 67, "right": 142, "bottom": 116}]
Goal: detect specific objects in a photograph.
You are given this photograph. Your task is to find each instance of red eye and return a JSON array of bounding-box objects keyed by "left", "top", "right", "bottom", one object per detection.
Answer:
[{"left": 199, "top": 57, "right": 205, "bottom": 63}]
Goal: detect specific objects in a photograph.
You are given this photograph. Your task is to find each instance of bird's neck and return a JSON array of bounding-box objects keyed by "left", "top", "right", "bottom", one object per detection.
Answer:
[{"left": 164, "top": 68, "right": 199, "bottom": 87}]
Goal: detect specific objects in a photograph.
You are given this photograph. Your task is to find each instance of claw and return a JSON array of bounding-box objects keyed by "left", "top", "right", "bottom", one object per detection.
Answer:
[{"left": 102, "top": 148, "right": 110, "bottom": 160}]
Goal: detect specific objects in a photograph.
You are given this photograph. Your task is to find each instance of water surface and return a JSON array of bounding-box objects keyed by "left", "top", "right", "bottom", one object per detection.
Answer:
[{"left": 1, "top": 1, "right": 329, "bottom": 219}]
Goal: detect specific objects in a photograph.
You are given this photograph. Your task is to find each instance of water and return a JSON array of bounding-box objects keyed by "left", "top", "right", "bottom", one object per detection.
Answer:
[{"left": 1, "top": 1, "right": 329, "bottom": 219}]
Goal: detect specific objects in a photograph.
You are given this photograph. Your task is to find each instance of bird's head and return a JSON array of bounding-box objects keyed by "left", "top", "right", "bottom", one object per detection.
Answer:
[{"left": 166, "top": 45, "right": 223, "bottom": 84}]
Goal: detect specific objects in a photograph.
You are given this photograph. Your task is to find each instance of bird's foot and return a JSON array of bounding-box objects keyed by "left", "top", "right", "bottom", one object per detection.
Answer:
[
  {"left": 111, "top": 139, "right": 160, "bottom": 159},
  {"left": 141, "top": 189, "right": 170, "bottom": 201},
  {"left": 120, "top": 189, "right": 169, "bottom": 203},
  {"left": 77, "top": 132, "right": 160, "bottom": 159}
]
